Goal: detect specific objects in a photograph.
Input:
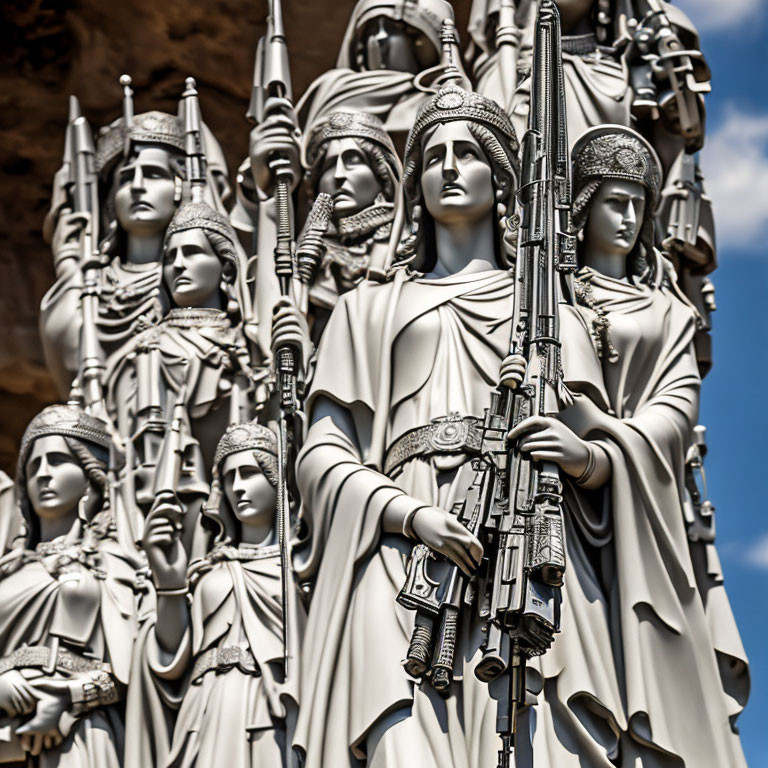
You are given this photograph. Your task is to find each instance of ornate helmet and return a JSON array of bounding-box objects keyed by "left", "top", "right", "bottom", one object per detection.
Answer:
[
  {"left": 337, "top": 0, "right": 455, "bottom": 69},
  {"left": 16, "top": 405, "right": 112, "bottom": 546},
  {"left": 18, "top": 405, "right": 111, "bottom": 477},
  {"left": 203, "top": 421, "right": 279, "bottom": 544},
  {"left": 165, "top": 201, "right": 238, "bottom": 250},
  {"left": 571, "top": 126, "right": 663, "bottom": 281},
  {"left": 305, "top": 110, "right": 398, "bottom": 169},
  {"left": 403, "top": 84, "right": 520, "bottom": 187},
  {"left": 95, "top": 111, "right": 185, "bottom": 176},
  {"left": 212, "top": 421, "right": 278, "bottom": 486},
  {"left": 572, "top": 125, "right": 662, "bottom": 211}
]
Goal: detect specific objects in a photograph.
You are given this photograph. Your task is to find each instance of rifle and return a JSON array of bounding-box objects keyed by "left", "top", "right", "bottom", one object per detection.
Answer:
[
  {"left": 252, "top": 0, "right": 297, "bottom": 679},
  {"left": 397, "top": 2, "right": 574, "bottom": 763},
  {"left": 181, "top": 77, "right": 207, "bottom": 204},
  {"left": 627, "top": 0, "right": 710, "bottom": 150},
  {"left": 496, "top": 0, "right": 524, "bottom": 113},
  {"left": 152, "top": 386, "right": 188, "bottom": 509},
  {"left": 68, "top": 105, "right": 108, "bottom": 420}
]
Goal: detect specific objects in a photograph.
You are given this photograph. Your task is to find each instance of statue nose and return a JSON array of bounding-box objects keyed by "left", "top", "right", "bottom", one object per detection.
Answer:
[{"left": 442, "top": 144, "right": 459, "bottom": 180}]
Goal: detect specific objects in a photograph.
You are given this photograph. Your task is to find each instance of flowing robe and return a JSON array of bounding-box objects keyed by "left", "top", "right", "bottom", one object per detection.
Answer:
[
  {"left": 105, "top": 308, "right": 248, "bottom": 548},
  {"left": 0, "top": 535, "right": 142, "bottom": 767},
  {"left": 526, "top": 267, "right": 748, "bottom": 766},
  {"left": 294, "top": 265, "right": 747, "bottom": 767},
  {"left": 165, "top": 544, "right": 303, "bottom": 768},
  {"left": 295, "top": 269, "right": 515, "bottom": 768}
]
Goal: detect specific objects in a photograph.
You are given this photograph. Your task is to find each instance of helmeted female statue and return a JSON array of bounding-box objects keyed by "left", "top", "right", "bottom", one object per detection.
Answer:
[
  {"left": 466, "top": 0, "right": 718, "bottom": 371},
  {"left": 40, "top": 111, "right": 186, "bottom": 399},
  {"left": 292, "top": 84, "right": 524, "bottom": 768},
  {"left": 297, "top": 110, "right": 402, "bottom": 339},
  {"left": 126, "top": 422, "right": 303, "bottom": 768},
  {"left": 297, "top": 0, "right": 453, "bottom": 149},
  {"left": 105, "top": 201, "right": 253, "bottom": 546},
  {"left": 0, "top": 405, "right": 143, "bottom": 767},
  {"left": 505, "top": 124, "right": 748, "bottom": 765}
]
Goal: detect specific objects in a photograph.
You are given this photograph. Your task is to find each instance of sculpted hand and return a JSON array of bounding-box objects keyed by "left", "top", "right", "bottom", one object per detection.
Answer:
[
  {"left": 271, "top": 297, "right": 312, "bottom": 372},
  {"left": 142, "top": 500, "right": 188, "bottom": 590},
  {"left": 249, "top": 109, "right": 301, "bottom": 196},
  {"left": 508, "top": 415, "right": 590, "bottom": 478},
  {"left": 16, "top": 682, "right": 70, "bottom": 755},
  {"left": 51, "top": 211, "right": 89, "bottom": 277},
  {"left": 0, "top": 671, "right": 36, "bottom": 717},
  {"left": 411, "top": 507, "right": 483, "bottom": 578},
  {"left": 499, "top": 353, "right": 526, "bottom": 390}
]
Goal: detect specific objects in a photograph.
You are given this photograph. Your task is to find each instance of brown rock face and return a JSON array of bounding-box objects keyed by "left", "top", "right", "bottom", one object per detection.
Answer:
[{"left": 0, "top": 0, "right": 472, "bottom": 474}]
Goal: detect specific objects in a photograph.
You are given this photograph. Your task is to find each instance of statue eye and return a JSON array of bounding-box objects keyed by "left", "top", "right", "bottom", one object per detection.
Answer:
[
  {"left": 460, "top": 149, "right": 477, "bottom": 160},
  {"left": 48, "top": 453, "right": 75, "bottom": 467}
]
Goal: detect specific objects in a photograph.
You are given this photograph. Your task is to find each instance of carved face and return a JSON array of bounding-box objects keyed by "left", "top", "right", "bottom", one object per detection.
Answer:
[
  {"left": 25, "top": 435, "right": 88, "bottom": 522},
  {"left": 420, "top": 121, "right": 495, "bottom": 228},
  {"left": 221, "top": 451, "right": 277, "bottom": 528},
  {"left": 360, "top": 17, "right": 435, "bottom": 73},
  {"left": 114, "top": 145, "right": 178, "bottom": 236},
  {"left": 584, "top": 179, "right": 646, "bottom": 259},
  {"left": 163, "top": 229, "right": 222, "bottom": 308},
  {"left": 318, "top": 138, "right": 382, "bottom": 217}
]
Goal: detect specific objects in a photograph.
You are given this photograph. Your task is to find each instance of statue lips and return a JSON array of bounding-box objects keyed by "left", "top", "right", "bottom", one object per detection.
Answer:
[{"left": 440, "top": 181, "right": 465, "bottom": 198}]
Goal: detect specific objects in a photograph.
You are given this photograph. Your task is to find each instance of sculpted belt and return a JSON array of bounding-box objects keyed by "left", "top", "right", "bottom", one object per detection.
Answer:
[
  {"left": 191, "top": 645, "right": 260, "bottom": 684},
  {"left": 384, "top": 414, "right": 483, "bottom": 476},
  {"left": 0, "top": 645, "right": 112, "bottom": 677}
]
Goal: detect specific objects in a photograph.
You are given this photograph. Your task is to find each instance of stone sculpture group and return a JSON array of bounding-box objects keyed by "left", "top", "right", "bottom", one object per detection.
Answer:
[{"left": 0, "top": 1, "right": 748, "bottom": 766}]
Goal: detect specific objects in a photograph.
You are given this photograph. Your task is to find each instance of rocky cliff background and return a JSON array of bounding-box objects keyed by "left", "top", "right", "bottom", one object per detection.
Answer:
[{"left": 0, "top": 0, "right": 472, "bottom": 475}]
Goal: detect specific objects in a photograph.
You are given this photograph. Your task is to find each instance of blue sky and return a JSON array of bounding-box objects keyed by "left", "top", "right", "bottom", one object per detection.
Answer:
[{"left": 676, "top": 1, "right": 768, "bottom": 764}]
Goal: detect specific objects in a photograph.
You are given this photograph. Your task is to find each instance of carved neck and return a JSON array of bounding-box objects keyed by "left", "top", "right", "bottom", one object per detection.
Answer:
[
  {"left": 581, "top": 246, "right": 628, "bottom": 281},
  {"left": 428, "top": 213, "right": 497, "bottom": 278},
  {"left": 39, "top": 510, "right": 80, "bottom": 544},
  {"left": 239, "top": 518, "right": 276, "bottom": 547},
  {"left": 126, "top": 232, "right": 165, "bottom": 266}
]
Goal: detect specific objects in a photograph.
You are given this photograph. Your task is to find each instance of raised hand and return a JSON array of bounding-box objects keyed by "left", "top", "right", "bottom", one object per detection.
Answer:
[
  {"left": 51, "top": 211, "right": 89, "bottom": 277},
  {"left": 141, "top": 498, "right": 188, "bottom": 591},
  {"left": 271, "top": 297, "right": 312, "bottom": 373},
  {"left": 249, "top": 108, "right": 301, "bottom": 196}
]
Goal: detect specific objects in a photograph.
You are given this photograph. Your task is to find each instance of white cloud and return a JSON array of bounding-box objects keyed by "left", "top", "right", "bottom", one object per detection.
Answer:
[
  {"left": 700, "top": 106, "right": 768, "bottom": 252},
  {"left": 745, "top": 532, "right": 768, "bottom": 569},
  {"left": 676, "top": 0, "right": 764, "bottom": 31}
]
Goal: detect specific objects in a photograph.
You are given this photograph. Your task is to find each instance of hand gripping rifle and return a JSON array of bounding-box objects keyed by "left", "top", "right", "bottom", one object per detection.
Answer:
[
  {"left": 252, "top": 0, "right": 297, "bottom": 678},
  {"left": 397, "top": 2, "right": 575, "bottom": 764}
]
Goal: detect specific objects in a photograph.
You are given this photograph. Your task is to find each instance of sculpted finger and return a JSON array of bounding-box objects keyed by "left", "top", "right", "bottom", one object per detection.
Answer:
[
  {"left": 449, "top": 542, "right": 475, "bottom": 577},
  {"left": 528, "top": 450, "right": 561, "bottom": 462},
  {"left": 466, "top": 537, "right": 484, "bottom": 568},
  {"left": 508, "top": 416, "right": 549, "bottom": 442}
]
